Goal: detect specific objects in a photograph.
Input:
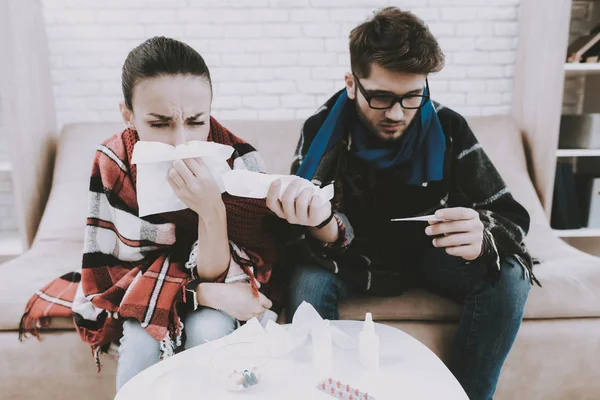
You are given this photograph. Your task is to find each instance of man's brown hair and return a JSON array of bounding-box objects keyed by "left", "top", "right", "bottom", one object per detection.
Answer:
[{"left": 349, "top": 7, "right": 445, "bottom": 78}]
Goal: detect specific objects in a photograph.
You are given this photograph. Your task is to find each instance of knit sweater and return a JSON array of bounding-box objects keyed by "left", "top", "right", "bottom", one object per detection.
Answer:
[{"left": 289, "top": 90, "right": 538, "bottom": 294}]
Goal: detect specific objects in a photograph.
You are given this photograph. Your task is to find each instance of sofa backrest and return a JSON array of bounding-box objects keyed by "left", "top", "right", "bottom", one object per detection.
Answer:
[
  {"left": 32, "top": 117, "right": 550, "bottom": 255},
  {"left": 466, "top": 117, "right": 550, "bottom": 243}
]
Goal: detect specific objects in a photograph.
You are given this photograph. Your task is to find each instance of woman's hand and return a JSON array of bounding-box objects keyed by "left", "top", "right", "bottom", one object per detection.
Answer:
[
  {"left": 169, "top": 158, "right": 230, "bottom": 280},
  {"left": 425, "top": 207, "right": 484, "bottom": 261},
  {"left": 196, "top": 282, "right": 273, "bottom": 322},
  {"left": 168, "top": 158, "right": 223, "bottom": 217}
]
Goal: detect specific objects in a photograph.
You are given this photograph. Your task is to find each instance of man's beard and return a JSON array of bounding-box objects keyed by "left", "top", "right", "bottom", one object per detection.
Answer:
[{"left": 354, "top": 103, "right": 409, "bottom": 144}]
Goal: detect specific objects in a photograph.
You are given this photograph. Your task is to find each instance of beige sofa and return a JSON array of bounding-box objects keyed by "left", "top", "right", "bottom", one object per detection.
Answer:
[{"left": 1, "top": 116, "right": 599, "bottom": 400}]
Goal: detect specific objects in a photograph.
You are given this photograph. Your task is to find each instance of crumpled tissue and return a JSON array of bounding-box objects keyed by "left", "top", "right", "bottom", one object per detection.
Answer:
[{"left": 222, "top": 301, "right": 356, "bottom": 359}]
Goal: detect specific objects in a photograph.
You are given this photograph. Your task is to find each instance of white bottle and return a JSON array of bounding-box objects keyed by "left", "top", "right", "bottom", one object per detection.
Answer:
[
  {"left": 359, "top": 312, "right": 380, "bottom": 369},
  {"left": 312, "top": 320, "right": 333, "bottom": 378}
]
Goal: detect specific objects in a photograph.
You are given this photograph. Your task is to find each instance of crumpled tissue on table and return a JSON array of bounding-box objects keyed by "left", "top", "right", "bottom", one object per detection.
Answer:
[
  {"left": 223, "top": 301, "right": 357, "bottom": 358},
  {"left": 131, "top": 142, "right": 335, "bottom": 217}
]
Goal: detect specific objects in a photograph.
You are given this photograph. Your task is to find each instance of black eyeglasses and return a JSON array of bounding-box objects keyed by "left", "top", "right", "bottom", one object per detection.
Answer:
[{"left": 352, "top": 73, "right": 431, "bottom": 110}]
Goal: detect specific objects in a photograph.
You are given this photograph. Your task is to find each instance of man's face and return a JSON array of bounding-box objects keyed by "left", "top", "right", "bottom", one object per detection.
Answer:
[{"left": 345, "top": 64, "right": 427, "bottom": 143}]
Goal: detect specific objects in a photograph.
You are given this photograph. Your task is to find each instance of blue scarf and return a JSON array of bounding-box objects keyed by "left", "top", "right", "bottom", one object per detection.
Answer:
[{"left": 296, "top": 89, "right": 446, "bottom": 186}]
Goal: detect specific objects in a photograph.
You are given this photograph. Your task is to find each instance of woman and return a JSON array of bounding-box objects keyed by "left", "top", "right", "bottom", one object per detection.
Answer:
[{"left": 72, "top": 36, "right": 277, "bottom": 391}]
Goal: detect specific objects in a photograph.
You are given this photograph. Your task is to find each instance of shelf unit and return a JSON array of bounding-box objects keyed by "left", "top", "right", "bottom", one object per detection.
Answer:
[
  {"left": 515, "top": 0, "right": 600, "bottom": 256},
  {"left": 564, "top": 63, "right": 600, "bottom": 76},
  {"left": 554, "top": 228, "right": 600, "bottom": 238},
  {"left": 557, "top": 5, "right": 600, "bottom": 250},
  {"left": 556, "top": 149, "right": 600, "bottom": 157}
]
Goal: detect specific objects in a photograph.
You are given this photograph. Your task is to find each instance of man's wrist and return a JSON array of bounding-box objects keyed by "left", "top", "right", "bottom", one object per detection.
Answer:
[
  {"left": 314, "top": 210, "right": 335, "bottom": 229},
  {"left": 307, "top": 214, "right": 339, "bottom": 243}
]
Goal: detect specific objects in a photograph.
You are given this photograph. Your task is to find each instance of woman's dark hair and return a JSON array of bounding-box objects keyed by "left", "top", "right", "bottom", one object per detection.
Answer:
[
  {"left": 122, "top": 36, "right": 212, "bottom": 110},
  {"left": 349, "top": 7, "right": 445, "bottom": 78}
]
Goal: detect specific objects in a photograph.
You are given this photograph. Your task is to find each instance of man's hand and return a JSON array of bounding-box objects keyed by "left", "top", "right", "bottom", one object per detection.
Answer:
[
  {"left": 168, "top": 158, "right": 224, "bottom": 217},
  {"left": 425, "top": 207, "right": 484, "bottom": 261},
  {"left": 266, "top": 178, "right": 331, "bottom": 227}
]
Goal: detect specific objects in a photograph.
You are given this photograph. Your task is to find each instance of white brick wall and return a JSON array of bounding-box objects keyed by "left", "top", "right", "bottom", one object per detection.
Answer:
[{"left": 41, "top": 0, "right": 522, "bottom": 128}]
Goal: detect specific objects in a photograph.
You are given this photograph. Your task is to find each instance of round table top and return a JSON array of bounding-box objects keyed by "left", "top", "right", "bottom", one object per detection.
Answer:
[{"left": 115, "top": 320, "right": 468, "bottom": 400}]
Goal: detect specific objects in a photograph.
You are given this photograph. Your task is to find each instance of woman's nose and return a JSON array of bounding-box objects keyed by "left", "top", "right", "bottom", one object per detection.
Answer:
[{"left": 172, "top": 124, "right": 188, "bottom": 147}]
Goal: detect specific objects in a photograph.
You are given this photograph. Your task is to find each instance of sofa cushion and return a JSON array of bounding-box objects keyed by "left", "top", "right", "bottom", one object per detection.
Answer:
[
  {"left": 0, "top": 239, "right": 85, "bottom": 330},
  {"left": 34, "top": 122, "right": 122, "bottom": 244}
]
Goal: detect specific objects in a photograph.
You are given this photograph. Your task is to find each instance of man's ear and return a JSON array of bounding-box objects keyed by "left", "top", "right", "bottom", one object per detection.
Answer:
[
  {"left": 344, "top": 72, "right": 356, "bottom": 100},
  {"left": 119, "top": 102, "right": 135, "bottom": 130}
]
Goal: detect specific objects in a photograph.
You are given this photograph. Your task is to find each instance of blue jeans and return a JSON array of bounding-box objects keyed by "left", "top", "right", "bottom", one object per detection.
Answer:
[
  {"left": 287, "top": 248, "right": 531, "bottom": 400},
  {"left": 116, "top": 307, "right": 236, "bottom": 392}
]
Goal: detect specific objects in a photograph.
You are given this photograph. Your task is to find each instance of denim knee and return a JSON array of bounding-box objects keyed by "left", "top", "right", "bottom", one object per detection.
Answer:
[
  {"left": 183, "top": 307, "right": 237, "bottom": 350},
  {"left": 116, "top": 319, "right": 160, "bottom": 392},
  {"left": 288, "top": 264, "right": 346, "bottom": 321},
  {"left": 497, "top": 256, "right": 531, "bottom": 315}
]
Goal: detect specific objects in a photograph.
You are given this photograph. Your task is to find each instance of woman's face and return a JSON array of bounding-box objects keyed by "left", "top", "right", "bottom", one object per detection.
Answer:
[{"left": 121, "top": 74, "right": 212, "bottom": 146}]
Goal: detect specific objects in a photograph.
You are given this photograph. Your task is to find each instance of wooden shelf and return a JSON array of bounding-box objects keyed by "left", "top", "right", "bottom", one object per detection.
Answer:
[
  {"left": 557, "top": 149, "right": 600, "bottom": 157},
  {"left": 554, "top": 228, "right": 600, "bottom": 238},
  {"left": 564, "top": 63, "right": 600, "bottom": 76}
]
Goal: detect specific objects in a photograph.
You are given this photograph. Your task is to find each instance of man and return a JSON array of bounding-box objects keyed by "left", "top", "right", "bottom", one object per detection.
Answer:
[{"left": 265, "top": 7, "right": 538, "bottom": 400}]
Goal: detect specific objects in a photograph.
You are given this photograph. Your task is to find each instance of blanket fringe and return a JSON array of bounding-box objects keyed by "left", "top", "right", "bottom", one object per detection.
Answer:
[
  {"left": 18, "top": 313, "right": 48, "bottom": 342},
  {"left": 92, "top": 346, "right": 102, "bottom": 373},
  {"left": 230, "top": 243, "right": 260, "bottom": 298},
  {"left": 18, "top": 295, "right": 51, "bottom": 342}
]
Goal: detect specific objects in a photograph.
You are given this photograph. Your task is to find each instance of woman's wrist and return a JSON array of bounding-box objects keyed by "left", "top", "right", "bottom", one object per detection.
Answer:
[
  {"left": 195, "top": 282, "right": 222, "bottom": 309},
  {"left": 196, "top": 198, "right": 226, "bottom": 222},
  {"left": 195, "top": 204, "right": 231, "bottom": 280}
]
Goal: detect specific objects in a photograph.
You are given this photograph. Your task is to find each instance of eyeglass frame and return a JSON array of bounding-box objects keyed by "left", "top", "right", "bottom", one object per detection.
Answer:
[{"left": 352, "top": 72, "right": 431, "bottom": 110}]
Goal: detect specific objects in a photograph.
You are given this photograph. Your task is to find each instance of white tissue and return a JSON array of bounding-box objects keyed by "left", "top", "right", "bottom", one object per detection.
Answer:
[
  {"left": 265, "top": 320, "right": 300, "bottom": 357},
  {"left": 222, "top": 170, "right": 334, "bottom": 204},
  {"left": 213, "top": 302, "right": 356, "bottom": 361},
  {"left": 131, "top": 141, "right": 234, "bottom": 217},
  {"left": 290, "top": 301, "right": 357, "bottom": 350},
  {"left": 255, "top": 301, "right": 357, "bottom": 358}
]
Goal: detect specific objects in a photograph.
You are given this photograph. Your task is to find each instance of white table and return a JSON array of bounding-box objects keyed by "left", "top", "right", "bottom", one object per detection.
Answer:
[{"left": 115, "top": 320, "right": 468, "bottom": 400}]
